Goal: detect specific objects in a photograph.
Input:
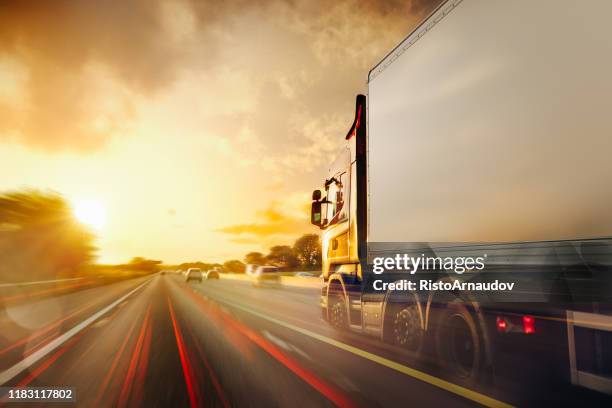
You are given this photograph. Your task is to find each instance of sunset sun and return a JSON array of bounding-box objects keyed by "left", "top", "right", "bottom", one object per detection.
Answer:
[{"left": 73, "top": 199, "right": 107, "bottom": 230}]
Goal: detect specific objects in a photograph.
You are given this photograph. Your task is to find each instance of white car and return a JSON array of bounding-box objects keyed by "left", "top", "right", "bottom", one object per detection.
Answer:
[
  {"left": 294, "top": 272, "right": 316, "bottom": 278},
  {"left": 185, "top": 268, "right": 203, "bottom": 282},
  {"left": 255, "top": 265, "right": 279, "bottom": 275},
  {"left": 245, "top": 264, "right": 259, "bottom": 276},
  {"left": 253, "top": 265, "right": 281, "bottom": 286}
]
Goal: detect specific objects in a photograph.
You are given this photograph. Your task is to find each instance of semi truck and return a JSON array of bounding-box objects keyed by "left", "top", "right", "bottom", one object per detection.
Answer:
[{"left": 310, "top": 0, "right": 612, "bottom": 401}]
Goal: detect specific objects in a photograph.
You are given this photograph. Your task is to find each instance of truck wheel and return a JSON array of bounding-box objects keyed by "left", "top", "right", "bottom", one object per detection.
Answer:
[
  {"left": 329, "top": 293, "right": 348, "bottom": 330},
  {"left": 435, "top": 303, "right": 481, "bottom": 382},
  {"left": 392, "top": 304, "right": 424, "bottom": 356}
]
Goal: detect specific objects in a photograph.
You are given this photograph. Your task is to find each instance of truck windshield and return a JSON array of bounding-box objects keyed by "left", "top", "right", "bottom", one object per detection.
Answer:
[
  {"left": 326, "top": 148, "right": 350, "bottom": 226},
  {"left": 326, "top": 172, "right": 348, "bottom": 225}
]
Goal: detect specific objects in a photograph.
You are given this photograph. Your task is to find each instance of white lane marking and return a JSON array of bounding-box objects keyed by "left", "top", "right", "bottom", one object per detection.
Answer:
[
  {"left": 0, "top": 277, "right": 87, "bottom": 289},
  {"left": 261, "top": 330, "right": 312, "bottom": 361},
  {"left": 204, "top": 293, "right": 513, "bottom": 408},
  {"left": 0, "top": 278, "right": 152, "bottom": 385},
  {"left": 262, "top": 330, "right": 292, "bottom": 350}
]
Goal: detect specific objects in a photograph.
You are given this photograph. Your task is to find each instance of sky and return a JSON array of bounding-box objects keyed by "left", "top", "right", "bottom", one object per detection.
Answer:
[{"left": 0, "top": 0, "right": 438, "bottom": 264}]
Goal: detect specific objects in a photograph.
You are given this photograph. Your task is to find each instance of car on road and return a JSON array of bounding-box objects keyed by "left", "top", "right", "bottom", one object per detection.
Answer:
[
  {"left": 245, "top": 264, "right": 259, "bottom": 276},
  {"left": 252, "top": 265, "right": 281, "bottom": 287},
  {"left": 185, "top": 268, "right": 203, "bottom": 282},
  {"left": 294, "top": 272, "right": 315, "bottom": 278},
  {"left": 205, "top": 270, "right": 220, "bottom": 280}
]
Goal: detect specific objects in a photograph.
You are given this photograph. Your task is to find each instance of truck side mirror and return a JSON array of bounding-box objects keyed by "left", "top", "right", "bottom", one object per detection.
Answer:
[{"left": 311, "top": 200, "right": 322, "bottom": 228}]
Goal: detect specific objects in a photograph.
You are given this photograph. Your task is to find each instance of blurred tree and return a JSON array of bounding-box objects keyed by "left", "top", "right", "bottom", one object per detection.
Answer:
[
  {"left": 178, "top": 262, "right": 219, "bottom": 271},
  {"left": 223, "top": 259, "right": 245, "bottom": 273},
  {"left": 293, "top": 234, "right": 322, "bottom": 269},
  {"left": 125, "top": 257, "right": 162, "bottom": 272},
  {"left": 244, "top": 251, "right": 265, "bottom": 265},
  {"left": 0, "top": 189, "right": 96, "bottom": 281},
  {"left": 266, "top": 245, "right": 299, "bottom": 269}
]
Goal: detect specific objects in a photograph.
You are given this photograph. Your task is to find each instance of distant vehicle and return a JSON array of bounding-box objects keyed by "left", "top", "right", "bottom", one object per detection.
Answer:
[
  {"left": 252, "top": 265, "right": 281, "bottom": 287},
  {"left": 160, "top": 270, "right": 166, "bottom": 275},
  {"left": 245, "top": 264, "right": 260, "bottom": 276},
  {"left": 294, "top": 272, "right": 315, "bottom": 278},
  {"left": 185, "top": 268, "right": 203, "bottom": 282},
  {"left": 255, "top": 266, "right": 279, "bottom": 275},
  {"left": 205, "top": 270, "right": 220, "bottom": 280}
]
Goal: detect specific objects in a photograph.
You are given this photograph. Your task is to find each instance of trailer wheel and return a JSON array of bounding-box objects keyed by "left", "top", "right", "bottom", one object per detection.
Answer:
[
  {"left": 391, "top": 304, "right": 424, "bottom": 356},
  {"left": 435, "top": 303, "right": 481, "bottom": 382},
  {"left": 329, "top": 292, "right": 348, "bottom": 330}
]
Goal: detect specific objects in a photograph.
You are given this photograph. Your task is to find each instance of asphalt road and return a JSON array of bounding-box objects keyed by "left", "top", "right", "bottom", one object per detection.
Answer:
[{"left": 0, "top": 275, "right": 517, "bottom": 407}]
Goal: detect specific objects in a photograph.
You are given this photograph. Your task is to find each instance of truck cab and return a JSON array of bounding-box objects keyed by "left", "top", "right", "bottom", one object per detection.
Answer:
[{"left": 311, "top": 96, "right": 365, "bottom": 332}]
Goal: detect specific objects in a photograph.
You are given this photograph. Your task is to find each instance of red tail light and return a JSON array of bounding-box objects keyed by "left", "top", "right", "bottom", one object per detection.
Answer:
[
  {"left": 522, "top": 315, "right": 535, "bottom": 334},
  {"left": 496, "top": 315, "right": 536, "bottom": 334},
  {"left": 496, "top": 316, "right": 508, "bottom": 333}
]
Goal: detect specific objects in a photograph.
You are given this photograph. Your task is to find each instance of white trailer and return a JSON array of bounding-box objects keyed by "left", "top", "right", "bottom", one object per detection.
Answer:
[{"left": 368, "top": 0, "right": 612, "bottom": 246}]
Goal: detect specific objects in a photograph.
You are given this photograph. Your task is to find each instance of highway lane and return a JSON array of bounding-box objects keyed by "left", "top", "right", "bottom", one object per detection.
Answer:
[
  {"left": 188, "top": 278, "right": 504, "bottom": 407},
  {"left": 0, "top": 274, "right": 505, "bottom": 407},
  {"left": 0, "top": 277, "right": 151, "bottom": 373},
  {"left": 1, "top": 275, "right": 350, "bottom": 407}
]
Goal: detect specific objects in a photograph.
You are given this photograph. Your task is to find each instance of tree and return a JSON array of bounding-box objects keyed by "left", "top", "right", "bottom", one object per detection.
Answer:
[
  {"left": 266, "top": 245, "right": 299, "bottom": 269},
  {"left": 293, "top": 234, "right": 322, "bottom": 269},
  {"left": 0, "top": 189, "right": 96, "bottom": 281},
  {"left": 125, "top": 257, "right": 162, "bottom": 272},
  {"left": 178, "top": 262, "right": 219, "bottom": 271},
  {"left": 244, "top": 251, "right": 265, "bottom": 265},
  {"left": 223, "top": 259, "right": 246, "bottom": 273}
]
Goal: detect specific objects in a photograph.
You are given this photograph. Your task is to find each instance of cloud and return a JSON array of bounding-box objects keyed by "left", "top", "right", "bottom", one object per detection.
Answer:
[
  {"left": 273, "top": 0, "right": 437, "bottom": 67},
  {"left": 0, "top": 0, "right": 438, "bottom": 154},
  {"left": 0, "top": 0, "right": 236, "bottom": 151},
  {"left": 187, "top": 0, "right": 440, "bottom": 179},
  {"left": 218, "top": 203, "right": 308, "bottom": 238},
  {"left": 0, "top": 0, "right": 441, "bottom": 263},
  {"left": 217, "top": 190, "right": 317, "bottom": 250}
]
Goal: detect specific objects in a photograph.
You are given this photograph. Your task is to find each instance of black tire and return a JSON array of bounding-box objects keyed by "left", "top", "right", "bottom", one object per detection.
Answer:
[
  {"left": 328, "top": 292, "right": 348, "bottom": 330},
  {"left": 389, "top": 303, "right": 424, "bottom": 358},
  {"left": 435, "top": 302, "right": 482, "bottom": 382}
]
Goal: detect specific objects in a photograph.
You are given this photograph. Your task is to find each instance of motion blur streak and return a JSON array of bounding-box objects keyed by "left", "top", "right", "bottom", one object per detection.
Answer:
[
  {"left": 181, "top": 285, "right": 357, "bottom": 408},
  {"left": 185, "top": 324, "right": 231, "bottom": 408},
  {"left": 0, "top": 280, "right": 95, "bottom": 303},
  {"left": 167, "top": 297, "right": 198, "bottom": 408},
  {"left": 0, "top": 297, "right": 99, "bottom": 358},
  {"left": 15, "top": 328, "right": 90, "bottom": 388},
  {"left": 133, "top": 315, "right": 153, "bottom": 406},
  {"left": 95, "top": 318, "right": 139, "bottom": 405},
  {"left": 118, "top": 303, "right": 152, "bottom": 408},
  {"left": 55, "top": 325, "right": 100, "bottom": 385},
  {"left": 211, "top": 290, "right": 512, "bottom": 408}
]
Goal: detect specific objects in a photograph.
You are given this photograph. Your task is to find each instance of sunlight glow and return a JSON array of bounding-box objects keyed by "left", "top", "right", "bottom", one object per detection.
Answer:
[{"left": 74, "top": 199, "right": 107, "bottom": 230}]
